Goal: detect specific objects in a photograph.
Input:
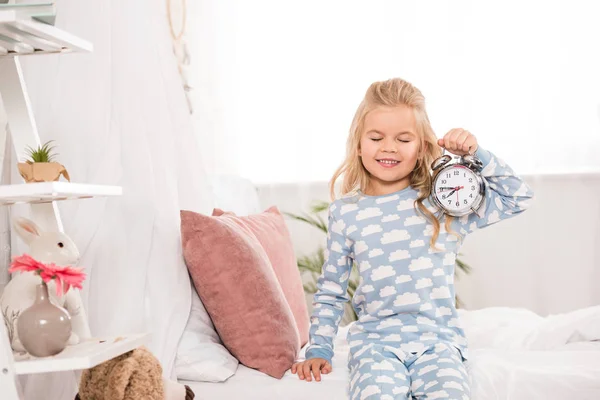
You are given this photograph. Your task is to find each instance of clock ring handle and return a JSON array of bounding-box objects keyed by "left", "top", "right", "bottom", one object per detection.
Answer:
[
  {"left": 462, "top": 154, "right": 484, "bottom": 171},
  {"left": 431, "top": 154, "right": 452, "bottom": 171}
]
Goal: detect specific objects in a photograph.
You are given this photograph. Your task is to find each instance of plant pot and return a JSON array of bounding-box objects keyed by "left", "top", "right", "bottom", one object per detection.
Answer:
[
  {"left": 17, "top": 162, "right": 71, "bottom": 183},
  {"left": 17, "top": 281, "right": 72, "bottom": 357}
]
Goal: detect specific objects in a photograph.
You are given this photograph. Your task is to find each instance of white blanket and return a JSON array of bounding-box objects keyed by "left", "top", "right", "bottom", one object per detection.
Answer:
[
  {"left": 182, "top": 306, "right": 600, "bottom": 399},
  {"left": 458, "top": 305, "right": 600, "bottom": 350}
]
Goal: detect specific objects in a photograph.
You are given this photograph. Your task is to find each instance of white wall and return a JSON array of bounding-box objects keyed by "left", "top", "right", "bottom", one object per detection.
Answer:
[
  {"left": 186, "top": 0, "right": 600, "bottom": 185},
  {"left": 256, "top": 173, "right": 600, "bottom": 317}
]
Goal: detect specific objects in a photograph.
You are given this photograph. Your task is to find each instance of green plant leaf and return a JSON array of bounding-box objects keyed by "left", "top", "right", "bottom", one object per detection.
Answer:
[{"left": 23, "top": 140, "right": 58, "bottom": 163}]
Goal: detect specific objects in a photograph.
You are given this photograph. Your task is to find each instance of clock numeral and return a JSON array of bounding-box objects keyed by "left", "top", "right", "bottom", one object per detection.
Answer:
[
  {"left": 469, "top": 194, "right": 473, "bottom": 198},
  {"left": 455, "top": 201, "right": 460, "bottom": 207},
  {"left": 469, "top": 178, "right": 473, "bottom": 183},
  {"left": 464, "top": 199, "right": 468, "bottom": 204},
  {"left": 446, "top": 173, "right": 451, "bottom": 178},
  {"left": 454, "top": 171, "right": 460, "bottom": 176},
  {"left": 441, "top": 179, "right": 447, "bottom": 184},
  {"left": 448, "top": 200, "right": 451, "bottom": 205},
  {"left": 471, "top": 185, "right": 476, "bottom": 190},
  {"left": 442, "top": 194, "right": 446, "bottom": 199}
]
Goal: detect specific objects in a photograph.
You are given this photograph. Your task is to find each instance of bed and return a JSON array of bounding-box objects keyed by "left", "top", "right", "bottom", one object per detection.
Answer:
[{"left": 181, "top": 306, "right": 600, "bottom": 399}]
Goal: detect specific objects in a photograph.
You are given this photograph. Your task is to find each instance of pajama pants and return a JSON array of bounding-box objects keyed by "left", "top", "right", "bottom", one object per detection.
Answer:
[{"left": 348, "top": 341, "right": 470, "bottom": 400}]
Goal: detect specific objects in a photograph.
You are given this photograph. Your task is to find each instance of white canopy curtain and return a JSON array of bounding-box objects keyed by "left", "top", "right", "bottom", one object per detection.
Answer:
[{"left": 0, "top": 0, "right": 214, "bottom": 399}]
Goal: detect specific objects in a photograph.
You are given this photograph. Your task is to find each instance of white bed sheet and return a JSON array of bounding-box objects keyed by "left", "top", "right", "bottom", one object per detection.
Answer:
[{"left": 181, "top": 308, "right": 600, "bottom": 399}]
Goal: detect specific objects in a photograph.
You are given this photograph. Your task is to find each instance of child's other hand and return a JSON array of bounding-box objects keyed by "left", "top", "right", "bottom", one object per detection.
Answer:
[
  {"left": 438, "top": 128, "right": 478, "bottom": 156},
  {"left": 291, "top": 358, "right": 332, "bottom": 382}
]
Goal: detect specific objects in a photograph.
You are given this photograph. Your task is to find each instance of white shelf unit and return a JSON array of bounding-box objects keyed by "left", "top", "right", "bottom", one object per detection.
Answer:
[
  {"left": 0, "top": 6, "right": 148, "bottom": 400},
  {"left": 0, "top": 181, "right": 122, "bottom": 205},
  {"left": 13, "top": 333, "right": 150, "bottom": 375},
  {"left": 0, "top": 4, "right": 92, "bottom": 56}
]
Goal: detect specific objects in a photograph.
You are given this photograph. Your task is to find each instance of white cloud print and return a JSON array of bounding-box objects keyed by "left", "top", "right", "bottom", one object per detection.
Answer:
[
  {"left": 354, "top": 241, "right": 368, "bottom": 255},
  {"left": 443, "top": 252, "right": 456, "bottom": 266},
  {"left": 330, "top": 219, "right": 346, "bottom": 235},
  {"left": 410, "top": 239, "right": 425, "bottom": 248},
  {"left": 397, "top": 198, "right": 415, "bottom": 211},
  {"left": 487, "top": 210, "right": 501, "bottom": 225},
  {"left": 376, "top": 319, "right": 403, "bottom": 330},
  {"left": 325, "top": 264, "right": 337, "bottom": 273},
  {"left": 319, "top": 308, "right": 334, "bottom": 317},
  {"left": 366, "top": 300, "right": 383, "bottom": 314},
  {"left": 394, "top": 292, "right": 421, "bottom": 307},
  {"left": 409, "top": 257, "right": 433, "bottom": 271},
  {"left": 361, "top": 224, "right": 383, "bottom": 237},
  {"left": 340, "top": 203, "right": 359, "bottom": 215},
  {"left": 359, "top": 385, "right": 381, "bottom": 399},
  {"left": 359, "top": 261, "right": 372, "bottom": 273},
  {"left": 431, "top": 286, "right": 452, "bottom": 299},
  {"left": 436, "top": 307, "right": 452, "bottom": 317},
  {"left": 382, "top": 214, "right": 400, "bottom": 222},
  {"left": 379, "top": 286, "right": 397, "bottom": 297},
  {"left": 315, "top": 325, "right": 335, "bottom": 337},
  {"left": 396, "top": 275, "right": 412, "bottom": 284},
  {"left": 369, "top": 248, "right": 384, "bottom": 258},
  {"left": 382, "top": 334, "right": 403, "bottom": 342},
  {"left": 371, "top": 265, "right": 396, "bottom": 281},
  {"left": 356, "top": 207, "right": 383, "bottom": 221},
  {"left": 361, "top": 284, "right": 374, "bottom": 293},
  {"left": 322, "top": 280, "right": 344, "bottom": 295},
  {"left": 346, "top": 225, "right": 357, "bottom": 235},
  {"left": 376, "top": 194, "right": 400, "bottom": 204},
  {"left": 432, "top": 268, "right": 444, "bottom": 277},
  {"left": 423, "top": 225, "right": 434, "bottom": 237},
  {"left": 381, "top": 229, "right": 411, "bottom": 244},
  {"left": 372, "top": 360, "right": 395, "bottom": 371},
  {"left": 415, "top": 278, "right": 433, "bottom": 289},
  {"left": 389, "top": 249, "right": 410, "bottom": 261},
  {"left": 330, "top": 241, "right": 343, "bottom": 253},
  {"left": 404, "top": 216, "right": 426, "bottom": 226}
]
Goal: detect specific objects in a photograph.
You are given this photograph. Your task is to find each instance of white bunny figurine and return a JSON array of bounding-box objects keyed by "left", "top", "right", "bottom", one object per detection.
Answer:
[{"left": 0, "top": 217, "right": 88, "bottom": 353}]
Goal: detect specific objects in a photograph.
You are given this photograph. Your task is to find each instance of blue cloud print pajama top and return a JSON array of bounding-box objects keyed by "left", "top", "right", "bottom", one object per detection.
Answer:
[{"left": 305, "top": 147, "right": 534, "bottom": 399}]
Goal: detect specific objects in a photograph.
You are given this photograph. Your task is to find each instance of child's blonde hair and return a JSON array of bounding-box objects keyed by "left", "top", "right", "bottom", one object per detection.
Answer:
[{"left": 329, "top": 77, "right": 454, "bottom": 248}]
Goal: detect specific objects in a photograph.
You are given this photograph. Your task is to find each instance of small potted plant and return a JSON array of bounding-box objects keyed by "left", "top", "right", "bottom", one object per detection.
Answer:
[{"left": 17, "top": 140, "right": 71, "bottom": 183}]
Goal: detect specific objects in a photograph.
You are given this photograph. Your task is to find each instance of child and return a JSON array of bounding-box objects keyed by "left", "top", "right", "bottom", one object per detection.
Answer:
[{"left": 291, "top": 77, "right": 534, "bottom": 399}]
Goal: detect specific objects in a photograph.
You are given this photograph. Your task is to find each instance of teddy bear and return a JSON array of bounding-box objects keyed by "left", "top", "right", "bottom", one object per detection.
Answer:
[{"left": 75, "top": 346, "right": 195, "bottom": 400}]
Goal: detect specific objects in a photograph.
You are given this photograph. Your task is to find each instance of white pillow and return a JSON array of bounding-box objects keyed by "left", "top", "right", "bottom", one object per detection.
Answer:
[{"left": 175, "top": 286, "right": 239, "bottom": 382}]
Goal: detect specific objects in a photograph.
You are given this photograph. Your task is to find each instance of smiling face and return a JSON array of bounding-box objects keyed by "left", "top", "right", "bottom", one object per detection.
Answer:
[{"left": 358, "top": 105, "right": 421, "bottom": 196}]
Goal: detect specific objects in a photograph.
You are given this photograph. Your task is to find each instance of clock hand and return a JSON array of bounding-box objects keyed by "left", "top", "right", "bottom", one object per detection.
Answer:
[{"left": 445, "top": 189, "right": 457, "bottom": 198}]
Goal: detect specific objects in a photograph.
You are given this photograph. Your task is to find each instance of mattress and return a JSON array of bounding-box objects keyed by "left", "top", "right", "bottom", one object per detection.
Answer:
[{"left": 181, "top": 327, "right": 600, "bottom": 399}]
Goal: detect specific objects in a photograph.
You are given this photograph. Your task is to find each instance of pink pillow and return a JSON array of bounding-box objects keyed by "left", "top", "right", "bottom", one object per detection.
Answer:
[
  {"left": 212, "top": 206, "right": 309, "bottom": 347},
  {"left": 180, "top": 210, "right": 299, "bottom": 379}
]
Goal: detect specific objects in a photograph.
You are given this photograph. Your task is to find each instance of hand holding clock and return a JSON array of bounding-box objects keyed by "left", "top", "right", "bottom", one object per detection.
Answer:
[{"left": 438, "top": 128, "right": 478, "bottom": 156}]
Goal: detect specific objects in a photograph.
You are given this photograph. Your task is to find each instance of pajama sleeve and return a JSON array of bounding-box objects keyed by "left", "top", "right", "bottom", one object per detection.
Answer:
[
  {"left": 454, "top": 146, "right": 535, "bottom": 234},
  {"left": 304, "top": 202, "right": 354, "bottom": 364}
]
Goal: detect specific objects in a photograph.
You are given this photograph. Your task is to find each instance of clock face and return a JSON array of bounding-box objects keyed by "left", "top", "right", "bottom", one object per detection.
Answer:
[{"left": 434, "top": 165, "right": 480, "bottom": 214}]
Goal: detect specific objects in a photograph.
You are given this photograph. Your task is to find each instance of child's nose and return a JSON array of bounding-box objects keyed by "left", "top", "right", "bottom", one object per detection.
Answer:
[{"left": 382, "top": 139, "right": 397, "bottom": 152}]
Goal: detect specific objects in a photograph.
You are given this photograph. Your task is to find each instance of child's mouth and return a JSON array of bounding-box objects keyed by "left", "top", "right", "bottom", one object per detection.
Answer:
[{"left": 377, "top": 160, "right": 400, "bottom": 168}]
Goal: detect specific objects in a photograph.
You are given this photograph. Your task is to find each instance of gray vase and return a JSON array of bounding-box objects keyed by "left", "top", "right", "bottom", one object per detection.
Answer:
[{"left": 17, "top": 281, "right": 72, "bottom": 357}]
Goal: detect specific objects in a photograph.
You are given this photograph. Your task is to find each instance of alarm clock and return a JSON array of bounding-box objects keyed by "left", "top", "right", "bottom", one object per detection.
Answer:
[{"left": 430, "top": 153, "right": 486, "bottom": 217}]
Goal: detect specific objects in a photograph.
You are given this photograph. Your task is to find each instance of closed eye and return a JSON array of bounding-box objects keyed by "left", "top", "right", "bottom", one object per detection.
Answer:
[{"left": 370, "top": 138, "right": 382, "bottom": 142}]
